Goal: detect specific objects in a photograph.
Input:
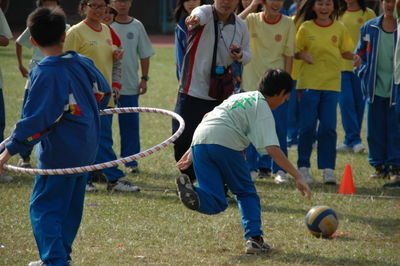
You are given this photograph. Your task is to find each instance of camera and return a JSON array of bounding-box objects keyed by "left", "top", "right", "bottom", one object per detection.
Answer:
[{"left": 231, "top": 47, "right": 241, "bottom": 54}]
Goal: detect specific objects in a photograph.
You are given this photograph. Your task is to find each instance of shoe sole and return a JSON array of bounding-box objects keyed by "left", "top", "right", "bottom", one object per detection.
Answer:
[
  {"left": 176, "top": 175, "right": 200, "bottom": 210},
  {"left": 323, "top": 181, "right": 337, "bottom": 185}
]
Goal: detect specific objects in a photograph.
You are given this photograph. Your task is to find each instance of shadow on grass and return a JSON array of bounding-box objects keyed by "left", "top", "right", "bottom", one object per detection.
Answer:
[{"left": 232, "top": 249, "right": 398, "bottom": 265}]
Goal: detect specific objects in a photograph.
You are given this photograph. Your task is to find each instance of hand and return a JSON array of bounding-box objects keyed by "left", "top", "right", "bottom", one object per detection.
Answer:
[
  {"left": 230, "top": 45, "right": 243, "bottom": 61},
  {"left": 18, "top": 65, "right": 29, "bottom": 78},
  {"left": 353, "top": 54, "right": 361, "bottom": 67},
  {"left": 295, "top": 177, "right": 312, "bottom": 199},
  {"left": 138, "top": 80, "right": 147, "bottom": 95},
  {"left": 185, "top": 15, "right": 200, "bottom": 29},
  {"left": 113, "top": 49, "right": 124, "bottom": 61},
  {"left": 112, "top": 86, "right": 121, "bottom": 100},
  {"left": 250, "top": 0, "right": 263, "bottom": 7},
  {"left": 301, "top": 53, "right": 314, "bottom": 64},
  {"left": 176, "top": 149, "right": 192, "bottom": 170},
  {"left": 0, "top": 149, "right": 11, "bottom": 174}
]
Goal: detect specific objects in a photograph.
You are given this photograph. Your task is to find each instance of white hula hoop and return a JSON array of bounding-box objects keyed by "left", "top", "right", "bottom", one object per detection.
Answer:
[{"left": 0, "top": 107, "right": 185, "bottom": 175}]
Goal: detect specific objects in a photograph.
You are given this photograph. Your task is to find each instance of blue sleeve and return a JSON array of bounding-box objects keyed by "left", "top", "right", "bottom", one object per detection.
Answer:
[
  {"left": 353, "top": 23, "right": 368, "bottom": 79},
  {"left": 6, "top": 68, "right": 69, "bottom": 155},
  {"left": 175, "top": 19, "right": 188, "bottom": 81}
]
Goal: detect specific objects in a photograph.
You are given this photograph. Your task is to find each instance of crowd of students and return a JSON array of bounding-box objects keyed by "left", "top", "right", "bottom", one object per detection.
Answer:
[{"left": 0, "top": 0, "right": 399, "bottom": 263}]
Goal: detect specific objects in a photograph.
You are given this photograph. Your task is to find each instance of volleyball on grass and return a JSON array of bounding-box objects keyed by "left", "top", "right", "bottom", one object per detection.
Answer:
[{"left": 305, "top": 205, "right": 338, "bottom": 238}]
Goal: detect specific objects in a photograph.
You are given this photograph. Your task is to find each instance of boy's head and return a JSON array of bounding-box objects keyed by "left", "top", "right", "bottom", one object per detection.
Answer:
[
  {"left": 27, "top": 7, "right": 66, "bottom": 47},
  {"left": 381, "top": 0, "right": 395, "bottom": 16},
  {"left": 36, "top": 0, "right": 60, "bottom": 8},
  {"left": 258, "top": 69, "right": 292, "bottom": 109},
  {"left": 112, "top": 0, "right": 132, "bottom": 15}
]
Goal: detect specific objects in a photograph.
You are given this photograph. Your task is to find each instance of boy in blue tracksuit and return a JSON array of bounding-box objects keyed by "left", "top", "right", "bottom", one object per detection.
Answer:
[
  {"left": 0, "top": 7, "right": 110, "bottom": 265},
  {"left": 354, "top": 0, "right": 400, "bottom": 189}
]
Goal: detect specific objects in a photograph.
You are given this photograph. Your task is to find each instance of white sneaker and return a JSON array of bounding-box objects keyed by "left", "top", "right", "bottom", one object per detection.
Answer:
[
  {"left": 274, "top": 170, "right": 289, "bottom": 184},
  {"left": 250, "top": 170, "right": 259, "bottom": 181},
  {"left": 299, "top": 167, "right": 314, "bottom": 184},
  {"left": 85, "top": 182, "right": 98, "bottom": 192},
  {"left": 107, "top": 179, "right": 140, "bottom": 192},
  {"left": 336, "top": 143, "right": 351, "bottom": 152},
  {"left": 0, "top": 173, "right": 13, "bottom": 182},
  {"left": 28, "top": 260, "right": 43, "bottom": 266},
  {"left": 323, "top": 168, "right": 336, "bottom": 185},
  {"left": 352, "top": 143, "right": 365, "bottom": 153}
]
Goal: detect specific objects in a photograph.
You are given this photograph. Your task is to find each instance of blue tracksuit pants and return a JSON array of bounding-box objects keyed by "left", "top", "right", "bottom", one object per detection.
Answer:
[
  {"left": 117, "top": 95, "right": 140, "bottom": 167},
  {"left": 297, "top": 90, "right": 338, "bottom": 169},
  {"left": 30, "top": 174, "right": 87, "bottom": 265},
  {"left": 192, "top": 144, "right": 263, "bottom": 239},
  {"left": 246, "top": 101, "right": 288, "bottom": 173},
  {"left": 366, "top": 96, "right": 400, "bottom": 167},
  {"left": 339, "top": 71, "right": 365, "bottom": 147},
  {"left": 287, "top": 81, "right": 299, "bottom": 146}
]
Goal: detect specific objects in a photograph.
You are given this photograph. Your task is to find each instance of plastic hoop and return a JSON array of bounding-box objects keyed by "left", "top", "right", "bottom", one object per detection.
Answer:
[{"left": 0, "top": 107, "right": 185, "bottom": 175}]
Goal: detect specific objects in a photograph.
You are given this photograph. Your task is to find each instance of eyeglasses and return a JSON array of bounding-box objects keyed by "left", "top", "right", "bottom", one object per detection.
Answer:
[{"left": 87, "top": 3, "right": 108, "bottom": 10}]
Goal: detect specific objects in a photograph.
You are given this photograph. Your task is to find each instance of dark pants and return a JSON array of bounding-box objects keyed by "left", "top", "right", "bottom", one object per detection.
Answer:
[{"left": 172, "top": 93, "right": 221, "bottom": 182}]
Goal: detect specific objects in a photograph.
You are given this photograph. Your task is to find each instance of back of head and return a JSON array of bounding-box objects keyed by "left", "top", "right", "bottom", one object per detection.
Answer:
[
  {"left": 258, "top": 69, "right": 293, "bottom": 97},
  {"left": 36, "top": 0, "right": 60, "bottom": 7},
  {"left": 27, "top": 7, "right": 66, "bottom": 47}
]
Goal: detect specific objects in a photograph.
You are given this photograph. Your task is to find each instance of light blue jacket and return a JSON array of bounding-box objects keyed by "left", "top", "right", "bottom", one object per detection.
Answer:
[{"left": 354, "top": 15, "right": 399, "bottom": 106}]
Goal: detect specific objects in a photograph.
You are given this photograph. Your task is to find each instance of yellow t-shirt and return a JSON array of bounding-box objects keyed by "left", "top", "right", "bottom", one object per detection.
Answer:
[
  {"left": 64, "top": 21, "right": 113, "bottom": 87},
  {"left": 291, "top": 16, "right": 304, "bottom": 80},
  {"left": 242, "top": 13, "right": 295, "bottom": 91},
  {"left": 339, "top": 8, "right": 376, "bottom": 71},
  {"left": 296, "top": 20, "right": 354, "bottom": 92}
]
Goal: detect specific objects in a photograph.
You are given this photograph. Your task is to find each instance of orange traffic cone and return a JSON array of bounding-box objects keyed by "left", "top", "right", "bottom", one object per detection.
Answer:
[{"left": 338, "top": 164, "right": 356, "bottom": 194}]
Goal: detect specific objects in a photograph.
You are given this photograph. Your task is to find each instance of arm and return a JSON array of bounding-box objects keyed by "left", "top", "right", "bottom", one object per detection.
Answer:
[
  {"left": 176, "top": 148, "right": 192, "bottom": 170},
  {"left": 0, "top": 35, "right": 9, "bottom": 46},
  {"left": 238, "top": 0, "right": 263, "bottom": 19},
  {"left": 284, "top": 56, "right": 293, "bottom": 74},
  {"left": 266, "top": 146, "right": 311, "bottom": 199},
  {"left": 16, "top": 43, "right": 29, "bottom": 78},
  {"left": 139, "top": 57, "right": 150, "bottom": 95},
  {"left": 342, "top": 51, "right": 361, "bottom": 67}
]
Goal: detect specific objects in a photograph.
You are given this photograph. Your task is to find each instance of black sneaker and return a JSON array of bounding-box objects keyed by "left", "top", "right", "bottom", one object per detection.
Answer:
[
  {"left": 91, "top": 170, "right": 107, "bottom": 183},
  {"left": 383, "top": 179, "right": 400, "bottom": 189},
  {"left": 389, "top": 166, "right": 400, "bottom": 181},
  {"left": 369, "top": 165, "right": 388, "bottom": 179},
  {"left": 245, "top": 236, "right": 271, "bottom": 254},
  {"left": 258, "top": 168, "right": 272, "bottom": 178},
  {"left": 175, "top": 174, "right": 200, "bottom": 210}
]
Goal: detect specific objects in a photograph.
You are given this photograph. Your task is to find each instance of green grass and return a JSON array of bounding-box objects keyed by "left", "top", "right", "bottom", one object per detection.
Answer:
[{"left": 0, "top": 42, "right": 399, "bottom": 265}]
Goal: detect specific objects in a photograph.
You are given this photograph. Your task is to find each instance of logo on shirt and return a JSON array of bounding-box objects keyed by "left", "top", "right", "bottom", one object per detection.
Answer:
[
  {"left": 275, "top": 34, "right": 282, "bottom": 42},
  {"left": 357, "top": 18, "right": 364, "bottom": 24},
  {"left": 331, "top": 35, "right": 338, "bottom": 43},
  {"left": 89, "top": 40, "right": 98, "bottom": 46},
  {"left": 229, "top": 96, "right": 265, "bottom": 111},
  {"left": 127, "top": 32, "right": 134, "bottom": 40}
]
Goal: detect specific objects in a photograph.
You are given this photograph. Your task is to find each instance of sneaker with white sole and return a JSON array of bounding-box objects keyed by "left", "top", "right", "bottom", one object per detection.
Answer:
[
  {"left": 274, "top": 170, "right": 289, "bottom": 184},
  {"left": 28, "top": 260, "right": 44, "bottom": 266},
  {"left": 323, "top": 168, "right": 336, "bottom": 185},
  {"left": 175, "top": 174, "right": 200, "bottom": 210},
  {"left": 126, "top": 165, "right": 139, "bottom": 174},
  {"left": 17, "top": 156, "right": 32, "bottom": 168},
  {"left": 85, "top": 182, "right": 98, "bottom": 192},
  {"left": 107, "top": 179, "right": 140, "bottom": 192},
  {"left": 352, "top": 143, "right": 365, "bottom": 153},
  {"left": 336, "top": 143, "right": 352, "bottom": 152},
  {"left": 299, "top": 167, "right": 314, "bottom": 184},
  {"left": 250, "top": 170, "right": 259, "bottom": 181},
  {"left": 0, "top": 173, "right": 13, "bottom": 182},
  {"left": 245, "top": 236, "right": 271, "bottom": 254},
  {"left": 258, "top": 168, "right": 271, "bottom": 178}
]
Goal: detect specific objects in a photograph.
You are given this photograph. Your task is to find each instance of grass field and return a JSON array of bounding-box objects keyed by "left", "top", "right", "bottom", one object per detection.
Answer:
[{"left": 0, "top": 42, "right": 399, "bottom": 265}]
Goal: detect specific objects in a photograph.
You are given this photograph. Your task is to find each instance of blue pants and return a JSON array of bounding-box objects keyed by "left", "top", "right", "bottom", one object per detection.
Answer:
[
  {"left": 287, "top": 81, "right": 299, "bottom": 146},
  {"left": 366, "top": 96, "right": 400, "bottom": 167},
  {"left": 20, "top": 89, "right": 33, "bottom": 158},
  {"left": 246, "top": 101, "right": 288, "bottom": 173},
  {"left": 192, "top": 144, "right": 263, "bottom": 239},
  {"left": 118, "top": 95, "right": 140, "bottom": 167},
  {"left": 0, "top": 88, "right": 5, "bottom": 143},
  {"left": 339, "top": 72, "right": 365, "bottom": 147},
  {"left": 297, "top": 90, "right": 338, "bottom": 169},
  {"left": 30, "top": 174, "right": 87, "bottom": 265},
  {"left": 91, "top": 114, "right": 125, "bottom": 182}
]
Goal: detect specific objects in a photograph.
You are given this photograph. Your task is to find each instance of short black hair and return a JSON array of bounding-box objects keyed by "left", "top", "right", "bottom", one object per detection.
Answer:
[
  {"left": 258, "top": 69, "right": 293, "bottom": 97},
  {"left": 27, "top": 7, "right": 66, "bottom": 47},
  {"left": 36, "top": 0, "right": 60, "bottom": 7}
]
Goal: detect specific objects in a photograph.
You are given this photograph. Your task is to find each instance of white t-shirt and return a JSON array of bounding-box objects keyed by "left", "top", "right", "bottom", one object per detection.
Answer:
[
  {"left": 192, "top": 91, "right": 279, "bottom": 154},
  {"left": 0, "top": 8, "right": 12, "bottom": 89},
  {"left": 111, "top": 19, "right": 155, "bottom": 95}
]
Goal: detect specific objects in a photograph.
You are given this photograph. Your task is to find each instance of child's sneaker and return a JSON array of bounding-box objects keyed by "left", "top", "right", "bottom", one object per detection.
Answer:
[
  {"left": 336, "top": 143, "right": 351, "bottom": 152},
  {"left": 369, "top": 165, "right": 388, "bottom": 179},
  {"left": 245, "top": 236, "right": 271, "bottom": 254},
  {"left": 383, "top": 178, "right": 400, "bottom": 189},
  {"left": 175, "top": 174, "right": 200, "bottom": 210},
  {"left": 85, "top": 182, "right": 98, "bottom": 192},
  {"left": 250, "top": 170, "right": 259, "bottom": 181},
  {"left": 107, "top": 179, "right": 140, "bottom": 192},
  {"left": 258, "top": 168, "right": 271, "bottom": 178},
  {"left": 323, "top": 168, "right": 336, "bottom": 185},
  {"left": 90, "top": 170, "right": 107, "bottom": 183},
  {"left": 17, "top": 156, "right": 31, "bottom": 168},
  {"left": 299, "top": 167, "right": 313, "bottom": 184},
  {"left": 389, "top": 166, "right": 400, "bottom": 180},
  {"left": 274, "top": 170, "right": 289, "bottom": 184},
  {"left": 28, "top": 260, "right": 44, "bottom": 266},
  {"left": 352, "top": 143, "right": 365, "bottom": 153},
  {"left": 126, "top": 165, "right": 139, "bottom": 174}
]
